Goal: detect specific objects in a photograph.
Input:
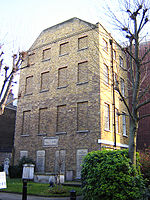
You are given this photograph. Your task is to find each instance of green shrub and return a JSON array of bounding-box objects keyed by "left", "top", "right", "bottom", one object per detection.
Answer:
[
  {"left": 81, "top": 149, "right": 146, "bottom": 200},
  {"left": 139, "top": 148, "right": 150, "bottom": 184},
  {"left": 9, "top": 165, "right": 22, "bottom": 178},
  {"left": 0, "top": 165, "right": 3, "bottom": 172},
  {"left": 9, "top": 156, "right": 35, "bottom": 178},
  {"left": 18, "top": 156, "right": 35, "bottom": 168}
]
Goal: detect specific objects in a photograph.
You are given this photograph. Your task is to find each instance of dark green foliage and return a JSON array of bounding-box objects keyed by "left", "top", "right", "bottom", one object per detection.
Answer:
[
  {"left": 0, "top": 165, "right": 3, "bottom": 172},
  {"left": 139, "top": 148, "right": 150, "bottom": 185},
  {"left": 9, "top": 165, "right": 22, "bottom": 178},
  {"left": 9, "top": 157, "right": 35, "bottom": 178},
  {"left": 18, "top": 156, "right": 35, "bottom": 168},
  {"left": 81, "top": 149, "right": 146, "bottom": 200}
]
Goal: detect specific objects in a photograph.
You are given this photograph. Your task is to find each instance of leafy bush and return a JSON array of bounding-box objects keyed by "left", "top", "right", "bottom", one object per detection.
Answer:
[
  {"left": 9, "top": 156, "right": 35, "bottom": 178},
  {"left": 9, "top": 165, "right": 22, "bottom": 178},
  {"left": 0, "top": 165, "right": 3, "bottom": 172},
  {"left": 139, "top": 148, "right": 150, "bottom": 184},
  {"left": 18, "top": 156, "right": 35, "bottom": 168},
  {"left": 81, "top": 149, "right": 146, "bottom": 200}
]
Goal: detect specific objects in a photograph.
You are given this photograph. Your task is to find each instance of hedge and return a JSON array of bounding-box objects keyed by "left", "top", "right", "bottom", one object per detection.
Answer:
[{"left": 81, "top": 149, "right": 147, "bottom": 200}]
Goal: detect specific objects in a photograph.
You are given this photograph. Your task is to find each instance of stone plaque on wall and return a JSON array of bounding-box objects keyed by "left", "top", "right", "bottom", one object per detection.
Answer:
[
  {"left": 76, "top": 149, "right": 88, "bottom": 179},
  {"left": 43, "top": 137, "right": 59, "bottom": 147},
  {"left": 36, "top": 150, "right": 45, "bottom": 172}
]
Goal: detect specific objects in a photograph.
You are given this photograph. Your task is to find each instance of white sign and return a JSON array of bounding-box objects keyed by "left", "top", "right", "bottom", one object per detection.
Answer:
[
  {"left": 43, "top": 137, "right": 58, "bottom": 147},
  {"left": 22, "top": 164, "right": 35, "bottom": 180},
  {"left": 0, "top": 172, "right": 7, "bottom": 189}
]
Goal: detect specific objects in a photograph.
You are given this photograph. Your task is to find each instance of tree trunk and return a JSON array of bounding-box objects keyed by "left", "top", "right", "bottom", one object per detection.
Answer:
[{"left": 129, "top": 118, "right": 138, "bottom": 165}]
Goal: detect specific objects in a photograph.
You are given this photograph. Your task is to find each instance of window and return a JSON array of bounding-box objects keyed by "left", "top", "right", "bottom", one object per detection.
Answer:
[
  {"left": 113, "top": 49, "right": 116, "bottom": 60},
  {"left": 36, "top": 150, "right": 45, "bottom": 172},
  {"left": 103, "top": 64, "right": 109, "bottom": 85},
  {"left": 119, "top": 56, "right": 124, "bottom": 68},
  {"left": 76, "top": 149, "right": 88, "bottom": 179},
  {"left": 115, "top": 108, "right": 119, "bottom": 134},
  {"left": 103, "top": 39, "right": 108, "bottom": 52},
  {"left": 120, "top": 78, "right": 125, "bottom": 96},
  {"left": 40, "top": 71, "right": 49, "bottom": 91},
  {"left": 77, "top": 61, "right": 88, "bottom": 84},
  {"left": 22, "top": 110, "right": 31, "bottom": 135},
  {"left": 122, "top": 113, "right": 127, "bottom": 136},
  {"left": 28, "top": 53, "right": 35, "bottom": 65},
  {"left": 59, "top": 42, "right": 69, "bottom": 56},
  {"left": 57, "top": 105, "right": 66, "bottom": 133},
  {"left": 104, "top": 103, "right": 110, "bottom": 131},
  {"left": 78, "top": 36, "right": 88, "bottom": 50},
  {"left": 38, "top": 108, "right": 48, "bottom": 135},
  {"left": 43, "top": 48, "right": 51, "bottom": 60},
  {"left": 114, "top": 72, "right": 118, "bottom": 90},
  {"left": 55, "top": 150, "right": 66, "bottom": 174},
  {"left": 25, "top": 76, "right": 33, "bottom": 95},
  {"left": 58, "top": 67, "right": 67, "bottom": 88},
  {"left": 77, "top": 101, "right": 88, "bottom": 132}
]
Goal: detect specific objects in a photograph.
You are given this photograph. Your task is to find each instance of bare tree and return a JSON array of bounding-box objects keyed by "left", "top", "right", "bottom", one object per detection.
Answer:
[
  {"left": 106, "top": 0, "right": 150, "bottom": 165},
  {"left": 0, "top": 47, "right": 26, "bottom": 115}
]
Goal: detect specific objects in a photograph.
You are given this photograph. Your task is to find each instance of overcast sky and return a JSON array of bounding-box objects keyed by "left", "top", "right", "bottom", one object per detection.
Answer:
[
  {"left": 1, "top": 0, "right": 100, "bottom": 63},
  {"left": 0, "top": 0, "right": 150, "bottom": 98}
]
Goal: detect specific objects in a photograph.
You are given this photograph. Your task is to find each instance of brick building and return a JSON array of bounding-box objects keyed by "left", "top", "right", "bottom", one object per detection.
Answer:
[
  {"left": 14, "top": 18, "right": 129, "bottom": 179},
  {"left": 136, "top": 42, "right": 150, "bottom": 151},
  {"left": 0, "top": 92, "right": 16, "bottom": 164}
]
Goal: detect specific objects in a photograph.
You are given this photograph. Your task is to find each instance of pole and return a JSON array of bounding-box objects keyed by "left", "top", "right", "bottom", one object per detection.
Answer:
[
  {"left": 22, "top": 179, "right": 27, "bottom": 200},
  {"left": 109, "top": 39, "right": 116, "bottom": 147}
]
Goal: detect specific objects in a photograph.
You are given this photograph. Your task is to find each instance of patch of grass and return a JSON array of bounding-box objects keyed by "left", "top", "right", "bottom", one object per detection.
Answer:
[{"left": 1, "top": 178, "right": 82, "bottom": 197}]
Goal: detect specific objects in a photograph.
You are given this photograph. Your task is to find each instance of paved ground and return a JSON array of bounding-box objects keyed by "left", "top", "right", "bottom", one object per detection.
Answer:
[{"left": 0, "top": 192, "right": 83, "bottom": 200}]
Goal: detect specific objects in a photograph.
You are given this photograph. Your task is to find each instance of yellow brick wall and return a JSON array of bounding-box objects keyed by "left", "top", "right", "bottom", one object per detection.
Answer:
[
  {"left": 98, "top": 23, "right": 129, "bottom": 148},
  {"left": 14, "top": 18, "right": 129, "bottom": 178}
]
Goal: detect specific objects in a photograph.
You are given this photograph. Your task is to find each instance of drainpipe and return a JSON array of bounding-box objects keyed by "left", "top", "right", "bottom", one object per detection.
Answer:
[{"left": 109, "top": 39, "right": 116, "bottom": 147}]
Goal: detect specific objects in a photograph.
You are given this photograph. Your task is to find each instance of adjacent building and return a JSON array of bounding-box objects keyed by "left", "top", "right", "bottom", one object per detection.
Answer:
[
  {"left": 14, "top": 18, "right": 129, "bottom": 179},
  {"left": 136, "top": 41, "right": 150, "bottom": 151},
  {"left": 0, "top": 92, "right": 16, "bottom": 164}
]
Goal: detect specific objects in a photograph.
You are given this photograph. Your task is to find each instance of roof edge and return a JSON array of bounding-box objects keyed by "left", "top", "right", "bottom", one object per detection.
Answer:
[{"left": 42, "top": 17, "right": 97, "bottom": 33}]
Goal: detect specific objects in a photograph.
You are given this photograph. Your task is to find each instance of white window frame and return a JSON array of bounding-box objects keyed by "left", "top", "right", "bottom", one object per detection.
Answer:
[
  {"left": 119, "top": 56, "right": 124, "bottom": 68},
  {"left": 121, "top": 78, "right": 125, "bottom": 97},
  {"left": 122, "top": 113, "right": 127, "bottom": 136},
  {"left": 115, "top": 108, "right": 119, "bottom": 134},
  {"left": 104, "top": 103, "right": 110, "bottom": 131},
  {"left": 114, "top": 72, "right": 118, "bottom": 90}
]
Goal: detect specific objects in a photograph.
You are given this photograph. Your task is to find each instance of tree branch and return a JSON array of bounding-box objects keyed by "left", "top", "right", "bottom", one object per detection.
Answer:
[
  {"left": 141, "top": 47, "right": 150, "bottom": 62},
  {"left": 141, "top": 59, "right": 150, "bottom": 66},
  {"left": 115, "top": 86, "right": 133, "bottom": 120},
  {"left": 0, "top": 74, "right": 14, "bottom": 107},
  {"left": 128, "top": 38, "right": 135, "bottom": 89},
  {"left": 138, "top": 113, "right": 150, "bottom": 121},
  {"left": 138, "top": 83, "right": 150, "bottom": 102},
  {"left": 122, "top": 47, "right": 136, "bottom": 62},
  {"left": 0, "top": 51, "right": 25, "bottom": 115},
  {"left": 137, "top": 8, "right": 148, "bottom": 35},
  {"left": 0, "top": 69, "right": 13, "bottom": 99},
  {"left": 137, "top": 98, "right": 150, "bottom": 110}
]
